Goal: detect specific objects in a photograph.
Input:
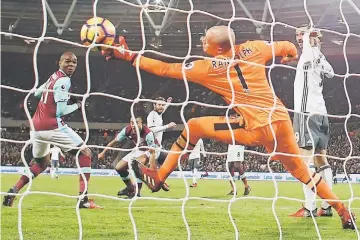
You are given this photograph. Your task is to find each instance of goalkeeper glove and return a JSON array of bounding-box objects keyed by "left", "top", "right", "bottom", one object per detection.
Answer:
[
  {"left": 281, "top": 54, "right": 298, "bottom": 64},
  {"left": 101, "top": 36, "right": 137, "bottom": 63}
]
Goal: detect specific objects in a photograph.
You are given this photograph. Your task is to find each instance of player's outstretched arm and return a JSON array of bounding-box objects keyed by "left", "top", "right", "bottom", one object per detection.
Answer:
[
  {"left": 60, "top": 149, "right": 65, "bottom": 158},
  {"left": 147, "top": 111, "right": 176, "bottom": 133},
  {"left": 322, "top": 57, "right": 335, "bottom": 78},
  {"left": 98, "top": 127, "right": 126, "bottom": 159},
  {"left": 257, "top": 40, "right": 298, "bottom": 64},
  {"left": 161, "top": 97, "right": 172, "bottom": 115},
  {"left": 102, "top": 36, "right": 209, "bottom": 82}
]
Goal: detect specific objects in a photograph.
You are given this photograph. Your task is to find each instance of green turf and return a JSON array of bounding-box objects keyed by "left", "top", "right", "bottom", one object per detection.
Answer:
[{"left": 1, "top": 174, "right": 359, "bottom": 240}]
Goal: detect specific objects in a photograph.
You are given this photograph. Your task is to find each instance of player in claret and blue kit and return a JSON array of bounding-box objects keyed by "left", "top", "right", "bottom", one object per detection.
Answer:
[
  {"left": 98, "top": 116, "right": 167, "bottom": 198},
  {"left": 3, "top": 52, "right": 101, "bottom": 209}
]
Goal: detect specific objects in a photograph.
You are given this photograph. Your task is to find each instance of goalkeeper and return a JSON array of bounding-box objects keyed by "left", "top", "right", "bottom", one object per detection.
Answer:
[{"left": 102, "top": 26, "right": 356, "bottom": 229}]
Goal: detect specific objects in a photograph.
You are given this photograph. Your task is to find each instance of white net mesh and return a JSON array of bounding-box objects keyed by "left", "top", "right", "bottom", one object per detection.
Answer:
[{"left": 1, "top": 0, "right": 360, "bottom": 239}]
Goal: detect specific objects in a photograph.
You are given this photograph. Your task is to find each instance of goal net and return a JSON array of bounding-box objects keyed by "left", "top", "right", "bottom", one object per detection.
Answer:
[{"left": 1, "top": 0, "right": 360, "bottom": 239}]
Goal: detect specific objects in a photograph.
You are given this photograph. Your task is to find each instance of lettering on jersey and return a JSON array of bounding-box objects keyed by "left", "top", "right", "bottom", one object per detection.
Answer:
[
  {"left": 211, "top": 60, "right": 230, "bottom": 68},
  {"left": 235, "top": 48, "right": 253, "bottom": 60}
]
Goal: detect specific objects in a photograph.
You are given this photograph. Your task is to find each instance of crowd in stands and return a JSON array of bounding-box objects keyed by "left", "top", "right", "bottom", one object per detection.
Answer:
[
  {"left": 2, "top": 53, "right": 360, "bottom": 174},
  {"left": 2, "top": 53, "right": 360, "bottom": 124},
  {"left": 2, "top": 125, "right": 360, "bottom": 174}
]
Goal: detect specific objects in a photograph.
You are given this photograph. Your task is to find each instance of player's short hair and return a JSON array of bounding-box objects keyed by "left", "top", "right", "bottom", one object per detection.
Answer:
[{"left": 154, "top": 97, "right": 166, "bottom": 102}]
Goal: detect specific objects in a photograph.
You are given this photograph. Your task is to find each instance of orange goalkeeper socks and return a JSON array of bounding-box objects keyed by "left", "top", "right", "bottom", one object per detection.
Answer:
[
  {"left": 291, "top": 166, "right": 345, "bottom": 215},
  {"left": 158, "top": 143, "right": 184, "bottom": 183},
  {"left": 312, "top": 178, "right": 345, "bottom": 214},
  {"left": 158, "top": 132, "right": 197, "bottom": 183}
]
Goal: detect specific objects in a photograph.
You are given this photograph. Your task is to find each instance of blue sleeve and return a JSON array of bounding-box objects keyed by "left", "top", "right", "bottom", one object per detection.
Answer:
[
  {"left": 115, "top": 127, "right": 127, "bottom": 142},
  {"left": 34, "top": 82, "right": 47, "bottom": 99},
  {"left": 53, "top": 77, "right": 71, "bottom": 103},
  {"left": 56, "top": 101, "right": 79, "bottom": 117},
  {"left": 145, "top": 132, "right": 157, "bottom": 148},
  {"left": 54, "top": 77, "right": 78, "bottom": 117}
]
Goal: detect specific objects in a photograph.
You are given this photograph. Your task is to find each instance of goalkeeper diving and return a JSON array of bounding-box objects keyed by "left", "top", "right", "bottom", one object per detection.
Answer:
[{"left": 101, "top": 26, "right": 356, "bottom": 229}]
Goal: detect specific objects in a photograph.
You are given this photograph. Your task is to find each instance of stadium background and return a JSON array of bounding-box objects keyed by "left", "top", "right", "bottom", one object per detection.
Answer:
[
  {"left": 1, "top": 0, "right": 360, "bottom": 175},
  {"left": 2, "top": 1, "right": 360, "bottom": 240}
]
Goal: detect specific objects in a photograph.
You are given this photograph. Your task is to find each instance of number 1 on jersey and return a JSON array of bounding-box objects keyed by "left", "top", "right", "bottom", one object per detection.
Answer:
[{"left": 234, "top": 64, "right": 250, "bottom": 93}]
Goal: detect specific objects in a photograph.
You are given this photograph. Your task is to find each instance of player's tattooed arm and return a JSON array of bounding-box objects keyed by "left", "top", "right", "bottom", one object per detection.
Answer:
[{"left": 161, "top": 97, "right": 172, "bottom": 114}]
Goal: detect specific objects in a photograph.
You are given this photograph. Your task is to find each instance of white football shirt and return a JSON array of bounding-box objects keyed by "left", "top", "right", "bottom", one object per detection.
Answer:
[
  {"left": 189, "top": 139, "right": 206, "bottom": 160},
  {"left": 227, "top": 144, "right": 245, "bottom": 162},
  {"left": 294, "top": 44, "right": 334, "bottom": 114},
  {"left": 50, "top": 146, "right": 61, "bottom": 161},
  {"left": 147, "top": 110, "right": 166, "bottom": 145}
]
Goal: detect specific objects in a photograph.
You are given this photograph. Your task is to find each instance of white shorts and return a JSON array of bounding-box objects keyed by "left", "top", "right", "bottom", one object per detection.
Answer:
[
  {"left": 51, "top": 159, "right": 59, "bottom": 166},
  {"left": 30, "top": 125, "right": 83, "bottom": 158},
  {"left": 122, "top": 149, "right": 160, "bottom": 162},
  {"left": 227, "top": 145, "right": 245, "bottom": 162}
]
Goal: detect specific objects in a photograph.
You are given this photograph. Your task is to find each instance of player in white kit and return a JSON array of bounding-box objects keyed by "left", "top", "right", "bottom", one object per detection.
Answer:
[
  {"left": 147, "top": 96, "right": 176, "bottom": 190},
  {"left": 188, "top": 138, "right": 206, "bottom": 188},
  {"left": 3, "top": 52, "right": 101, "bottom": 209},
  {"left": 290, "top": 26, "right": 334, "bottom": 217},
  {"left": 147, "top": 97, "right": 176, "bottom": 152},
  {"left": 227, "top": 144, "right": 251, "bottom": 195},
  {"left": 50, "top": 145, "right": 65, "bottom": 179}
]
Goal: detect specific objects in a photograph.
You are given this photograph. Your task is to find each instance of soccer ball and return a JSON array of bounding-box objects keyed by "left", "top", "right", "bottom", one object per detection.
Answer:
[{"left": 80, "top": 17, "right": 116, "bottom": 51}]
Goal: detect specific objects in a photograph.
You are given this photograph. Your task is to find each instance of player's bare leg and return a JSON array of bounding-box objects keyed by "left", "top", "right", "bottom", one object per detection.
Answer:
[
  {"left": 3, "top": 154, "right": 50, "bottom": 207},
  {"left": 315, "top": 150, "right": 333, "bottom": 217},
  {"left": 76, "top": 147, "right": 102, "bottom": 209},
  {"left": 227, "top": 162, "right": 237, "bottom": 195},
  {"left": 234, "top": 162, "right": 251, "bottom": 196}
]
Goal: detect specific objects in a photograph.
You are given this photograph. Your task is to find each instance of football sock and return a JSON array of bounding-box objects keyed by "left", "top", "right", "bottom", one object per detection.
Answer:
[
  {"left": 158, "top": 132, "right": 197, "bottom": 183},
  {"left": 282, "top": 159, "right": 345, "bottom": 215},
  {"left": 13, "top": 158, "right": 47, "bottom": 192},
  {"left": 116, "top": 168, "right": 133, "bottom": 188},
  {"left": 79, "top": 154, "right": 91, "bottom": 196},
  {"left": 303, "top": 163, "right": 316, "bottom": 211},
  {"left": 50, "top": 165, "right": 55, "bottom": 178},
  {"left": 240, "top": 175, "right": 249, "bottom": 188},
  {"left": 136, "top": 178, "right": 143, "bottom": 192},
  {"left": 319, "top": 165, "right": 333, "bottom": 209},
  {"left": 192, "top": 168, "right": 198, "bottom": 184},
  {"left": 237, "top": 165, "right": 249, "bottom": 188}
]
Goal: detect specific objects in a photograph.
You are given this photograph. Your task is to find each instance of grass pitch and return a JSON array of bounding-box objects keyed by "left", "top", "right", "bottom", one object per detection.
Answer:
[{"left": 1, "top": 174, "right": 360, "bottom": 240}]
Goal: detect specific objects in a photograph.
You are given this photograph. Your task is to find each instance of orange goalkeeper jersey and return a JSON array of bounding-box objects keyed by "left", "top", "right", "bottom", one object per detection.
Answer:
[{"left": 134, "top": 40, "right": 297, "bottom": 130}]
